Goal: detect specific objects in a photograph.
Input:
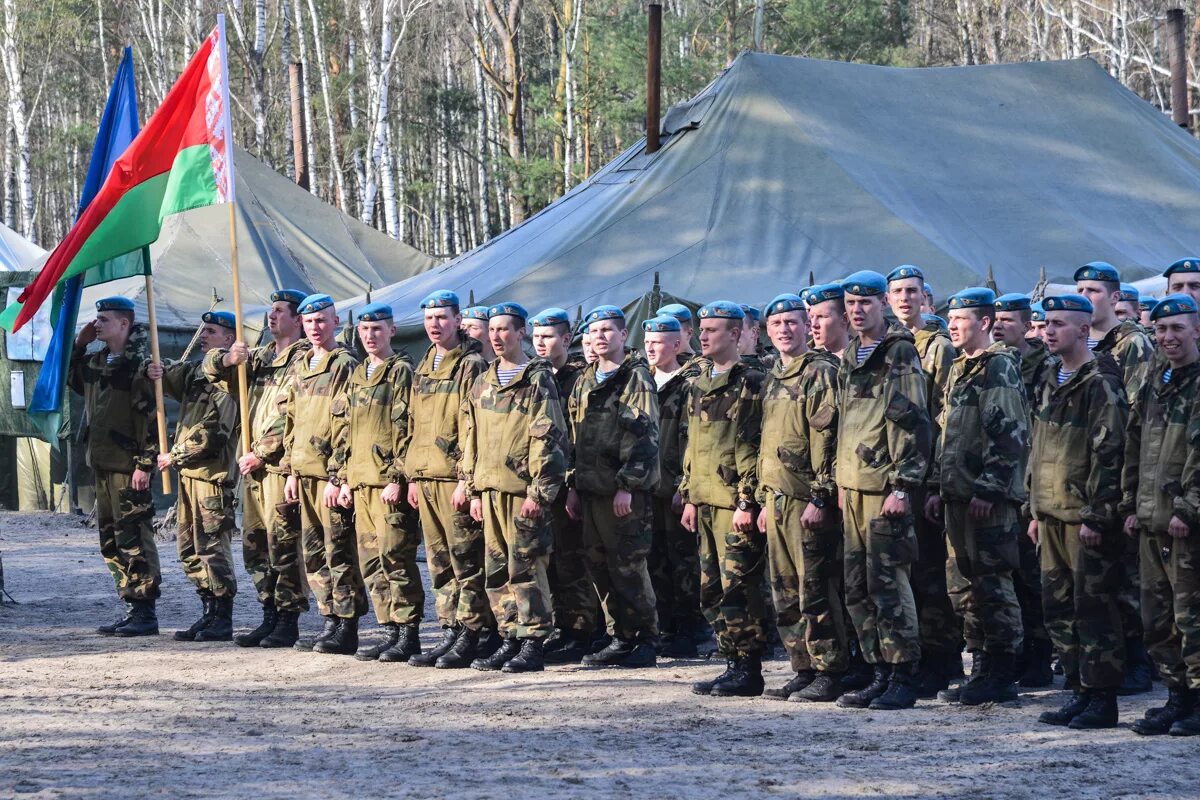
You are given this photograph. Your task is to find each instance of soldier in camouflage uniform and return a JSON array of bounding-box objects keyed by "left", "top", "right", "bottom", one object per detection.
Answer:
[
  {"left": 754, "top": 295, "right": 847, "bottom": 703},
  {"left": 205, "top": 288, "right": 310, "bottom": 648},
  {"left": 807, "top": 284, "right": 850, "bottom": 360},
  {"left": 463, "top": 302, "right": 568, "bottom": 674},
  {"left": 1165, "top": 258, "right": 1200, "bottom": 306},
  {"left": 925, "top": 288, "right": 1028, "bottom": 705},
  {"left": 460, "top": 306, "right": 495, "bottom": 362},
  {"left": 836, "top": 271, "right": 930, "bottom": 711},
  {"left": 681, "top": 301, "right": 768, "bottom": 698},
  {"left": 530, "top": 307, "right": 597, "bottom": 664},
  {"left": 1075, "top": 262, "right": 1156, "bottom": 695},
  {"left": 70, "top": 296, "right": 160, "bottom": 636},
  {"left": 1121, "top": 295, "right": 1200, "bottom": 736},
  {"left": 405, "top": 291, "right": 492, "bottom": 669},
  {"left": 282, "top": 293, "right": 367, "bottom": 655},
  {"left": 1115, "top": 284, "right": 1142, "bottom": 324},
  {"left": 886, "top": 265, "right": 963, "bottom": 696},
  {"left": 1029, "top": 302, "right": 1047, "bottom": 341},
  {"left": 564, "top": 305, "right": 661, "bottom": 668},
  {"left": 148, "top": 311, "right": 240, "bottom": 643},
  {"left": 329, "top": 302, "right": 425, "bottom": 663},
  {"left": 1029, "top": 294, "right": 1128, "bottom": 730}
]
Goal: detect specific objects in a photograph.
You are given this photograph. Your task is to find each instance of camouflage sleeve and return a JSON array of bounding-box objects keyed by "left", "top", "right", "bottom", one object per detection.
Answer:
[
  {"left": 327, "top": 387, "right": 350, "bottom": 485},
  {"left": 882, "top": 342, "right": 931, "bottom": 492},
  {"left": 526, "top": 371, "right": 568, "bottom": 506},
  {"left": 67, "top": 344, "right": 88, "bottom": 396},
  {"left": 1081, "top": 374, "right": 1129, "bottom": 530},
  {"left": 279, "top": 378, "right": 297, "bottom": 475},
  {"left": 615, "top": 368, "right": 662, "bottom": 493},
  {"left": 170, "top": 388, "right": 235, "bottom": 469},
  {"left": 153, "top": 359, "right": 190, "bottom": 402},
  {"left": 806, "top": 360, "right": 840, "bottom": 501},
  {"left": 459, "top": 378, "right": 480, "bottom": 495},
  {"left": 1172, "top": 397, "right": 1200, "bottom": 528},
  {"left": 734, "top": 372, "right": 764, "bottom": 505},
  {"left": 928, "top": 335, "right": 955, "bottom": 409},
  {"left": 201, "top": 346, "right": 234, "bottom": 392},
  {"left": 456, "top": 357, "right": 488, "bottom": 482},
  {"left": 389, "top": 362, "right": 414, "bottom": 484},
  {"left": 564, "top": 378, "right": 582, "bottom": 488},
  {"left": 130, "top": 360, "right": 158, "bottom": 472},
  {"left": 1116, "top": 332, "right": 1157, "bottom": 405},
  {"left": 678, "top": 384, "right": 695, "bottom": 504},
  {"left": 1118, "top": 384, "right": 1145, "bottom": 519},
  {"left": 973, "top": 356, "right": 1030, "bottom": 502}
]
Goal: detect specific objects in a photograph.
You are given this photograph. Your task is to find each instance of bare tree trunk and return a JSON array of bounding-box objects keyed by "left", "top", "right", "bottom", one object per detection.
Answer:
[
  {"left": 478, "top": 0, "right": 527, "bottom": 224},
  {"left": 472, "top": 0, "right": 494, "bottom": 239},
  {"left": 1, "top": 0, "right": 34, "bottom": 240},
  {"left": 308, "top": 0, "right": 347, "bottom": 210}
]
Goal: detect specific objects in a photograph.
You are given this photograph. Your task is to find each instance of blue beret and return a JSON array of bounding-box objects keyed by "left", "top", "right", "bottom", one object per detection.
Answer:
[
  {"left": 764, "top": 293, "right": 806, "bottom": 318},
  {"left": 529, "top": 307, "right": 571, "bottom": 327},
  {"left": 202, "top": 310, "right": 237, "bottom": 330},
  {"left": 656, "top": 303, "right": 693, "bottom": 323},
  {"left": 95, "top": 296, "right": 134, "bottom": 313},
  {"left": 923, "top": 282, "right": 934, "bottom": 297},
  {"left": 806, "top": 283, "right": 844, "bottom": 306},
  {"left": 1074, "top": 261, "right": 1121, "bottom": 283},
  {"left": 1030, "top": 301, "right": 1046, "bottom": 322},
  {"left": 739, "top": 304, "right": 762, "bottom": 322},
  {"left": 1150, "top": 293, "right": 1199, "bottom": 321},
  {"left": 358, "top": 302, "right": 393, "bottom": 322},
  {"left": 994, "top": 293, "right": 1031, "bottom": 312},
  {"left": 461, "top": 306, "right": 489, "bottom": 321},
  {"left": 642, "top": 315, "right": 682, "bottom": 333},
  {"left": 420, "top": 290, "right": 460, "bottom": 310},
  {"left": 585, "top": 305, "right": 625, "bottom": 326},
  {"left": 887, "top": 265, "right": 924, "bottom": 283},
  {"left": 297, "top": 293, "right": 334, "bottom": 315},
  {"left": 842, "top": 270, "right": 888, "bottom": 297},
  {"left": 577, "top": 320, "right": 592, "bottom": 335},
  {"left": 270, "top": 289, "right": 307, "bottom": 306},
  {"left": 1139, "top": 297, "right": 1157, "bottom": 311},
  {"left": 487, "top": 301, "right": 528, "bottom": 322},
  {"left": 1118, "top": 283, "right": 1140, "bottom": 303},
  {"left": 698, "top": 301, "right": 745, "bottom": 320},
  {"left": 947, "top": 287, "right": 996, "bottom": 310},
  {"left": 1042, "top": 294, "right": 1094, "bottom": 314},
  {"left": 921, "top": 313, "right": 948, "bottom": 331},
  {"left": 1164, "top": 258, "right": 1200, "bottom": 277}
]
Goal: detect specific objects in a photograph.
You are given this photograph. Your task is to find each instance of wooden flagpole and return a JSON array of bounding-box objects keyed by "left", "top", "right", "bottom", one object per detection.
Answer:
[{"left": 143, "top": 262, "right": 172, "bottom": 494}]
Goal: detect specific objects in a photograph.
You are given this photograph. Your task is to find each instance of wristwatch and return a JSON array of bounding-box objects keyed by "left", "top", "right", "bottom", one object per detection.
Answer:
[
  {"left": 810, "top": 496, "right": 827, "bottom": 509},
  {"left": 891, "top": 490, "right": 908, "bottom": 501},
  {"left": 736, "top": 499, "right": 754, "bottom": 512}
]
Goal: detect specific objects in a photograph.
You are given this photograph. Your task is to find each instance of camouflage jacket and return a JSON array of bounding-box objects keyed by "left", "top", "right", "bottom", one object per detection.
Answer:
[
  {"left": 1028, "top": 354, "right": 1127, "bottom": 529},
  {"left": 554, "top": 355, "right": 588, "bottom": 406},
  {"left": 203, "top": 338, "right": 311, "bottom": 475},
  {"left": 328, "top": 353, "right": 415, "bottom": 489},
  {"left": 837, "top": 325, "right": 931, "bottom": 493},
  {"left": 756, "top": 350, "right": 839, "bottom": 503},
  {"left": 914, "top": 325, "right": 956, "bottom": 439},
  {"left": 155, "top": 359, "right": 239, "bottom": 485},
  {"left": 1018, "top": 337, "right": 1052, "bottom": 408},
  {"left": 679, "top": 360, "right": 765, "bottom": 509},
  {"left": 68, "top": 327, "right": 157, "bottom": 474},
  {"left": 405, "top": 336, "right": 488, "bottom": 482},
  {"left": 462, "top": 358, "right": 567, "bottom": 505},
  {"left": 567, "top": 350, "right": 661, "bottom": 496},
  {"left": 651, "top": 356, "right": 704, "bottom": 500},
  {"left": 932, "top": 343, "right": 1028, "bottom": 504},
  {"left": 282, "top": 347, "right": 358, "bottom": 480},
  {"left": 1094, "top": 319, "right": 1157, "bottom": 405},
  {"left": 1120, "top": 359, "right": 1200, "bottom": 533}
]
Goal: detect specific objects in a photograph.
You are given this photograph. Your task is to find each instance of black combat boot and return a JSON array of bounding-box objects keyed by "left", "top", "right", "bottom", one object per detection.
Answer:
[
  {"left": 295, "top": 616, "right": 341, "bottom": 652},
  {"left": 1133, "top": 687, "right": 1193, "bottom": 735},
  {"left": 619, "top": 641, "right": 657, "bottom": 668},
  {"left": 938, "top": 650, "right": 989, "bottom": 702},
  {"left": 837, "top": 665, "right": 891, "bottom": 708},
  {"left": 870, "top": 662, "right": 920, "bottom": 710},
  {"left": 840, "top": 641, "right": 874, "bottom": 691},
  {"left": 409, "top": 626, "right": 460, "bottom": 667},
  {"left": 764, "top": 670, "right": 816, "bottom": 701},
  {"left": 544, "top": 630, "right": 592, "bottom": 664},
  {"left": 355, "top": 623, "right": 400, "bottom": 661},
  {"left": 1018, "top": 638, "right": 1054, "bottom": 688},
  {"left": 660, "top": 633, "right": 700, "bottom": 659},
  {"left": 195, "top": 596, "right": 234, "bottom": 642},
  {"left": 114, "top": 599, "right": 159, "bottom": 637},
  {"left": 501, "top": 638, "right": 545, "bottom": 673},
  {"left": 913, "top": 649, "right": 954, "bottom": 699},
  {"left": 98, "top": 602, "right": 135, "bottom": 635},
  {"left": 234, "top": 603, "right": 278, "bottom": 648},
  {"left": 1169, "top": 707, "right": 1200, "bottom": 736},
  {"left": 174, "top": 592, "right": 215, "bottom": 642},
  {"left": 314, "top": 616, "right": 359, "bottom": 655},
  {"left": 1068, "top": 688, "right": 1118, "bottom": 729},
  {"left": 1118, "top": 637, "right": 1154, "bottom": 696},
  {"left": 471, "top": 637, "right": 521, "bottom": 671},
  {"left": 711, "top": 654, "right": 765, "bottom": 698},
  {"left": 790, "top": 671, "right": 844, "bottom": 702},
  {"left": 379, "top": 625, "right": 421, "bottom": 663},
  {"left": 435, "top": 627, "right": 480, "bottom": 668},
  {"left": 692, "top": 659, "right": 738, "bottom": 696},
  {"left": 259, "top": 610, "right": 301, "bottom": 648},
  {"left": 582, "top": 638, "right": 640, "bottom": 667},
  {"left": 1037, "top": 690, "right": 1091, "bottom": 726},
  {"left": 478, "top": 628, "right": 505, "bottom": 658},
  {"left": 960, "top": 651, "right": 1018, "bottom": 706}
]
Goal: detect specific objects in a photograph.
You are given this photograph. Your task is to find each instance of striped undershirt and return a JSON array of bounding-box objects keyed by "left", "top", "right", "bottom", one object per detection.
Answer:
[
  {"left": 857, "top": 342, "right": 879, "bottom": 364},
  {"left": 1086, "top": 337, "right": 1099, "bottom": 351},
  {"left": 1164, "top": 367, "right": 1173, "bottom": 384},
  {"left": 309, "top": 352, "right": 322, "bottom": 370},
  {"left": 596, "top": 368, "right": 614, "bottom": 382},
  {"left": 1057, "top": 366, "right": 1074, "bottom": 385},
  {"left": 105, "top": 353, "right": 118, "bottom": 364},
  {"left": 496, "top": 366, "right": 521, "bottom": 386},
  {"left": 366, "top": 361, "right": 380, "bottom": 379},
  {"left": 432, "top": 352, "right": 444, "bottom": 371}
]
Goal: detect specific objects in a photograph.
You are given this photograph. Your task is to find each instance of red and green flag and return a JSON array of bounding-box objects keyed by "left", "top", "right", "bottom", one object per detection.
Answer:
[{"left": 0, "top": 18, "right": 235, "bottom": 333}]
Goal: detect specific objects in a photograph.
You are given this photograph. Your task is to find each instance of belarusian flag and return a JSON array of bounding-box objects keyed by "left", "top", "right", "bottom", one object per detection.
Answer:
[{"left": 0, "top": 17, "right": 235, "bottom": 333}]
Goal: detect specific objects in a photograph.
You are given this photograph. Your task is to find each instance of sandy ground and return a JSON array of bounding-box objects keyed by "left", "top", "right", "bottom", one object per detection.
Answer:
[{"left": 0, "top": 510, "right": 1196, "bottom": 800}]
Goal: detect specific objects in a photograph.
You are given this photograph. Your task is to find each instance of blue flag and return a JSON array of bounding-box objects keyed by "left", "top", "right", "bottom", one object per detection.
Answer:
[{"left": 28, "top": 48, "right": 142, "bottom": 439}]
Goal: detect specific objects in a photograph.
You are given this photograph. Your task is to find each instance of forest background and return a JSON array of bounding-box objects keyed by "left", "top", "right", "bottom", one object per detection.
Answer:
[{"left": 0, "top": 0, "right": 1197, "bottom": 262}]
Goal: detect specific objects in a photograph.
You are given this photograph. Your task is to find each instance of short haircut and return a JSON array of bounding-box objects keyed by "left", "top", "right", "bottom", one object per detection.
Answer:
[{"left": 112, "top": 309, "right": 134, "bottom": 326}]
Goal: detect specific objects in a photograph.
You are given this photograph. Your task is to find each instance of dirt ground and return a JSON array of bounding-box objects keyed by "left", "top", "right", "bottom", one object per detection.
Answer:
[{"left": 0, "top": 510, "right": 1195, "bottom": 800}]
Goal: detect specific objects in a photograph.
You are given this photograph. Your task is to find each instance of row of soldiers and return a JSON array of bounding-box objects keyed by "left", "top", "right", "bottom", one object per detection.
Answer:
[{"left": 68, "top": 257, "right": 1199, "bottom": 736}]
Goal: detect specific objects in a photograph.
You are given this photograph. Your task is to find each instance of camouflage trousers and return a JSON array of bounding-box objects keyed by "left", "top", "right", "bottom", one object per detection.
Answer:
[
  {"left": 912, "top": 488, "right": 963, "bottom": 660},
  {"left": 581, "top": 491, "right": 659, "bottom": 641},
  {"left": 260, "top": 472, "right": 309, "bottom": 613},
  {"left": 95, "top": 470, "right": 161, "bottom": 601},
  {"left": 944, "top": 501, "right": 1023, "bottom": 655},
  {"left": 842, "top": 489, "right": 921, "bottom": 665},
  {"left": 480, "top": 490, "right": 554, "bottom": 640},
  {"left": 696, "top": 504, "right": 767, "bottom": 657},
  {"left": 415, "top": 480, "right": 490, "bottom": 632},
  {"left": 353, "top": 485, "right": 425, "bottom": 626},
  {"left": 176, "top": 477, "right": 237, "bottom": 597},
  {"left": 1117, "top": 530, "right": 1144, "bottom": 641},
  {"left": 649, "top": 494, "right": 703, "bottom": 635},
  {"left": 550, "top": 491, "right": 598, "bottom": 633},
  {"left": 1039, "top": 516, "right": 1126, "bottom": 689},
  {"left": 297, "top": 476, "right": 367, "bottom": 619},
  {"left": 1013, "top": 514, "right": 1049, "bottom": 643},
  {"left": 1140, "top": 530, "right": 1200, "bottom": 691},
  {"left": 763, "top": 491, "right": 849, "bottom": 673},
  {"left": 241, "top": 471, "right": 271, "bottom": 604}
]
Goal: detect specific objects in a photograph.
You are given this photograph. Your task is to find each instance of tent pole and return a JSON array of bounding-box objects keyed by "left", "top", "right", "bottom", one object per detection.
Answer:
[
  {"left": 227, "top": 202, "right": 253, "bottom": 456},
  {"left": 646, "top": 3, "right": 662, "bottom": 154},
  {"left": 143, "top": 272, "right": 172, "bottom": 495},
  {"left": 289, "top": 62, "right": 310, "bottom": 189}
]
